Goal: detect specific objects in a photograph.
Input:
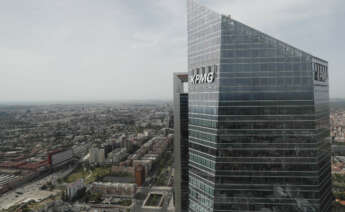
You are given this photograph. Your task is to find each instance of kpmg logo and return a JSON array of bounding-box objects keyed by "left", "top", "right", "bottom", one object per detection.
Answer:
[
  {"left": 190, "top": 65, "right": 217, "bottom": 84},
  {"left": 313, "top": 63, "right": 328, "bottom": 83}
]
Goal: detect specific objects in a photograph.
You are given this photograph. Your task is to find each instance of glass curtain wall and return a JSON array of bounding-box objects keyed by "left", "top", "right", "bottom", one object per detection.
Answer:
[{"left": 187, "top": 0, "right": 332, "bottom": 211}]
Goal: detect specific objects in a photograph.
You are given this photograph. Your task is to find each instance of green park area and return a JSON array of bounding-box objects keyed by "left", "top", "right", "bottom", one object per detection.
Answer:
[
  {"left": 154, "top": 149, "right": 173, "bottom": 186},
  {"left": 145, "top": 193, "right": 163, "bottom": 207},
  {"left": 65, "top": 166, "right": 111, "bottom": 184},
  {"left": 333, "top": 173, "right": 345, "bottom": 201}
]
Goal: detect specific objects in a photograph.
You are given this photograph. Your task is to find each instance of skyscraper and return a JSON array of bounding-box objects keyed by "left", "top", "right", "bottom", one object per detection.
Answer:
[
  {"left": 173, "top": 73, "right": 189, "bottom": 212},
  {"left": 185, "top": 0, "right": 333, "bottom": 211}
]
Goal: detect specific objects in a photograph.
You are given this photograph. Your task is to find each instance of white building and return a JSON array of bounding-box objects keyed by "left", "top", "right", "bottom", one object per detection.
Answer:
[{"left": 89, "top": 147, "right": 105, "bottom": 165}]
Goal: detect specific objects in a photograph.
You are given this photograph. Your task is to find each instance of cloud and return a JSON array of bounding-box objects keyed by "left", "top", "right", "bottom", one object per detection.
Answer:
[{"left": 0, "top": 0, "right": 343, "bottom": 102}]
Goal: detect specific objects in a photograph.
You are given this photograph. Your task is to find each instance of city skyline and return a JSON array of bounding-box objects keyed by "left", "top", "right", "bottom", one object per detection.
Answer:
[
  {"left": 0, "top": 0, "right": 344, "bottom": 103},
  {"left": 0, "top": 0, "right": 344, "bottom": 211}
]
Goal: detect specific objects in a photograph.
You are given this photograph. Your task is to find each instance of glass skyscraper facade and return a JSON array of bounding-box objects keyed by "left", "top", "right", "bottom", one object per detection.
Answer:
[
  {"left": 174, "top": 73, "right": 189, "bottom": 212},
  {"left": 186, "top": 0, "right": 333, "bottom": 211}
]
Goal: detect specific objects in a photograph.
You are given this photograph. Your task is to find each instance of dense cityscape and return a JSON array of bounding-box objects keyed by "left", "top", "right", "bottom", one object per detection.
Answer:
[
  {"left": 0, "top": 100, "right": 344, "bottom": 211},
  {"left": 0, "top": 102, "right": 175, "bottom": 211}
]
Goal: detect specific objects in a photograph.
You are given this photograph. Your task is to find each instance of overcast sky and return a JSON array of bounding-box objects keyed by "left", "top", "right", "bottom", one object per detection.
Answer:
[{"left": 0, "top": 0, "right": 344, "bottom": 103}]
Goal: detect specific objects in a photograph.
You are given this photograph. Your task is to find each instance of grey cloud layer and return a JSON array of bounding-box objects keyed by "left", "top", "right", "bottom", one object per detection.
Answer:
[{"left": 0, "top": 0, "right": 343, "bottom": 102}]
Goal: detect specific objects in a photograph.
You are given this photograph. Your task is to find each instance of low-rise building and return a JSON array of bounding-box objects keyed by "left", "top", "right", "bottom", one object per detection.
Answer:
[
  {"left": 106, "top": 148, "right": 128, "bottom": 164},
  {"left": 91, "top": 182, "right": 137, "bottom": 198}
]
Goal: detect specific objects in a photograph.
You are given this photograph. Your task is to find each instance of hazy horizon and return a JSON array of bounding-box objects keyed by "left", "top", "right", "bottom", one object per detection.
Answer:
[
  {"left": 0, "top": 99, "right": 172, "bottom": 106},
  {"left": 1, "top": 0, "right": 344, "bottom": 102}
]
